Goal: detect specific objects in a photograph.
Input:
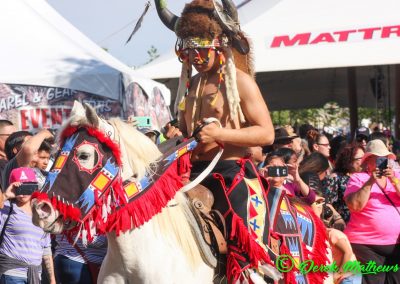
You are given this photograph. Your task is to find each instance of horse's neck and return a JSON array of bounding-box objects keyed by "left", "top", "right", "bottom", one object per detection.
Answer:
[
  {"left": 104, "top": 198, "right": 213, "bottom": 283},
  {"left": 109, "top": 195, "right": 203, "bottom": 269}
]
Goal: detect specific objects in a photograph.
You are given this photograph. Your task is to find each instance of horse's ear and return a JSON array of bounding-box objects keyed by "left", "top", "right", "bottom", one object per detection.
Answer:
[
  {"left": 83, "top": 103, "right": 100, "bottom": 127},
  {"left": 71, "top": 101, "right": 86, "bottom": 118}
]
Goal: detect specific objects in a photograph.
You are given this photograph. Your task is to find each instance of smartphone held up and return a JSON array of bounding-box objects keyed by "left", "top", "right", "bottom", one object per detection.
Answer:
[
  {"left": 15, "top": 182, "right": 38, "bottom": 196},
  {"left": 376, "top": 156, "right": 388, "bottom": 177},
  {"left": 267, "top": 166, "right": 288, "bottom": 177}
]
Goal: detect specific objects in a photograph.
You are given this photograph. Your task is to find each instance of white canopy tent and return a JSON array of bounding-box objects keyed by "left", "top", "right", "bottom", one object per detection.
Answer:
[
  {"left": 137, "top": 0, "right": 400, "bottom": 77},
  {"left": 136, "top": 0, "right": 400, "bottom": 112},
  {"left": 0, "top": 0, "right": 171, "bottom": 130}
]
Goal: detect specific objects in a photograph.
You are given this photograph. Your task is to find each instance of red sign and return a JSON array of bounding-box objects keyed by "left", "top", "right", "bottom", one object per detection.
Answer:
[
  {"left": 19, "top": 106, "right": 72, "bottom": 131},
  {"left": 270, "top": 25, "right": 400, "bottom": 48}
]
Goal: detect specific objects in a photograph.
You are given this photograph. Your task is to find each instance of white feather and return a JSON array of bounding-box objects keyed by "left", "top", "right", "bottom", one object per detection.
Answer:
[
  {"left": 259, "top": 263, "right": 283, "bottom": 281},
  {"left": 249, "top": 271, "right": 267, "bottom": 284}
]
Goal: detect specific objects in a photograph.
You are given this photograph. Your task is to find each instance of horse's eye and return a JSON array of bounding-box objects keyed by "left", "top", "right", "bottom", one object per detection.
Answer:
[
  {"left": 79, "top": 153, "right": 89, "bottom": 160},
  {"left": 73, "top": 141, "right": 103, "bottom": 174}
]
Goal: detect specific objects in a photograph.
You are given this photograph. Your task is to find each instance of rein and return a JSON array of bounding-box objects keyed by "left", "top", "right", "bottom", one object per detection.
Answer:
[
  {"left": 123, "top": 117, "right": 224, "bottom": 198},
  {"left": 181, "top": 118, "right": 223, "bottom": 192}
]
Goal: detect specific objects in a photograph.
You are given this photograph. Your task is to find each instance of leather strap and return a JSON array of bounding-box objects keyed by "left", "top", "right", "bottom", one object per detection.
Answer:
[{"left": 0, "top": 202, "right": 13, "bottom": 248}]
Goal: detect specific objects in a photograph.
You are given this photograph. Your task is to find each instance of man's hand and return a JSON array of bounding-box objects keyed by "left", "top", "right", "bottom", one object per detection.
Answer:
[
  {"left": 163, "top": 123, "right": 182, "bottom": 139},
  {"left": 194, "top": 120, "right": 220, "bottom": 144}
]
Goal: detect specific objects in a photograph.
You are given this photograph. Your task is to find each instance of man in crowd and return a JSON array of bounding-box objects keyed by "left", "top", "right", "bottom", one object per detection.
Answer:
[
  {"left": 355, "top": 126, "right": 370, "bottom": 151},
  {"left": 1, "top": 129, "right": 54, "bottom": 191},
  {"left": 0, "top": 120, "right": 17, "bottom": 175},
  {"left": 0, "top": 120, "right": 16, "bottom": 161}
]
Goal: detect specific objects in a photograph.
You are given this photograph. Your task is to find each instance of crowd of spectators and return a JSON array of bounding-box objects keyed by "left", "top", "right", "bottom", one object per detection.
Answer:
[
  {"left": 0, "top": 120, "right": 106, "bottom": 284},
  {"left": 1, "top": 116, "right": 400, "bottom": 283},
  {"left": 246, "top": 123, "right": 400, "bottom": 284}
]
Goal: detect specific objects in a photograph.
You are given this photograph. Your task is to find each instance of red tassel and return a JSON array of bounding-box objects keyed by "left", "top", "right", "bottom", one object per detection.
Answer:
[
  {"left": 31, "top": 191, "right": 50, "bottom": 201},
  {"left": 304, "top": 210, "right": 329, "bottom": 284},
  {"left": 230, "top": 213, "right": 272, "bottom": 267},
  {"left": 279, "top": 241, "right": 298, "bottom": 284},
  {"left": 226, "top": 251, "right": 246, "bottom": 283},
  {"left": 105, "top": 158, "right": 183, "bottom": 235}
]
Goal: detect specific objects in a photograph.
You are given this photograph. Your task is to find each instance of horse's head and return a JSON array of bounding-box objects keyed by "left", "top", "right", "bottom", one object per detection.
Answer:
[{"left": 32, "top": 101, "right": 162, "bottom": 241}]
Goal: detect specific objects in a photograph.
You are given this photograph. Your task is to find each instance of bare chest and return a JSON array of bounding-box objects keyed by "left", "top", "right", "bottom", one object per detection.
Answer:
[{"left": 184, "top": 78, "right": 227, "bottom": 123}]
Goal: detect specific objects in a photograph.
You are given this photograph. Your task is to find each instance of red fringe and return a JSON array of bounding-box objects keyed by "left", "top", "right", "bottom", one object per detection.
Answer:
[
  {"left": 60, "top": 126, "right": 122, "bottom": 166},
  {"left": 230, "top": 213, "right": 272, "bottom": 267},
  {"left": 33, "top": 159, "right": 183, "bottom": 242},
  {"left": 303, "top": 210, "right": 330, "bottom": 284},
  {"left": 32, "top": 191, "right": 81, "bottom": 222},
  {"left": 226, "top": 213, "right": 273, "bottom": 282},
  {"left": 279, "top": 240, "right": 298, "bottom": 284},
  {"left": 226, "top": 251, "right": 246, "bottom": 283},
  {"left": 105, "top": 159, "right": 183, "bottom": 235}
]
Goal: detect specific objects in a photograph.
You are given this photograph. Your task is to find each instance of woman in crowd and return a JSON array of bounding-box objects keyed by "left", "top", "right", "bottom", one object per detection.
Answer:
[
  {"left": 0, "top": 167, "right": 55, "bottom": 284},
  {"left": 299, "top": 152, "right": 330, "bottom": 182},
  {"left": 323, "top": 144, "right": 364, "bottom": 224},
  {"left": 306, "top": 129, "right": 331, "bottom": 159},
  {"left": 329, "top": 135, "right": 347, "bottom": 168},
  {"left": 306, "top": 129, "right": 333, "bottom": 173},
  {"left": 344, "top": 139, "right": 400, "bottom": 284},
  {"left": 272, "top": 148, "right": 315, "bottom": 204},
  {"left": 260, "top": 153, "right": 315, "bottom": 204}
]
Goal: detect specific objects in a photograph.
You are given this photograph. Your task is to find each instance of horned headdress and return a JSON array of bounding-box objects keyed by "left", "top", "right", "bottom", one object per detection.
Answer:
[{"left": 155, "top": 0, "right": 254, "bottom": 125}]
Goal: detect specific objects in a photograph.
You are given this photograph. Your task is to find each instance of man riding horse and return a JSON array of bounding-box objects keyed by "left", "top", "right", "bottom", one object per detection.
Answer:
[{"left": 155, "top": 0, "right": 277, "bottom": 282}]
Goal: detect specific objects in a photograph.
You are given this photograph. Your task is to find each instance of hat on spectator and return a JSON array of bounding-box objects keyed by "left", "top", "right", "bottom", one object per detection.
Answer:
[
  {"left": 9, "top": 167, "right": 37, "bottom": 184},
  {"left": 137, "top": 127, "right": 160, "bottom": 136},
  {"left": 274, "top": 127, "right": 298, "bottom": 144},
  {"left": 361, "top": 140, "right": 395, "bottom": 164},
  {"left": 356, "top": 126, "right": 370, "bottom": 140}
]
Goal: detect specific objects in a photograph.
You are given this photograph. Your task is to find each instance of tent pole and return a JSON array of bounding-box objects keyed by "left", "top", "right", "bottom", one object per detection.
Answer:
[
  {"left": 395, "top": 65, "right": 400, "bottom": 140},
  {"left": 347, "top": 67, "right": 358, "bottom": 141}
]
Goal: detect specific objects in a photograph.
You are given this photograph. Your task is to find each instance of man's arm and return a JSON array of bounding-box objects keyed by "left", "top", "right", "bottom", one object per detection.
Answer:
[
  {"left": 16, "top": 129, "right": 53, "bottom": 167},
  {"left": 198, "top": 70, "right": 274, "bottom": 147},
  {"left": 42, "top": 253, "right": 56, "bottom": 284}
]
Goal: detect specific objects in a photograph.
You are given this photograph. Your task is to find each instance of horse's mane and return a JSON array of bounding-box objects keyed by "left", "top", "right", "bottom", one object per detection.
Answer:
[
  {"left": 108, "top": 118, "right": 215, "bottom": 270},
  {"left": 107, "top": 118, "right": 161, "bottom": 180},
  {"left": 57, "top": 109, "right": 214, "bottom": 270}
]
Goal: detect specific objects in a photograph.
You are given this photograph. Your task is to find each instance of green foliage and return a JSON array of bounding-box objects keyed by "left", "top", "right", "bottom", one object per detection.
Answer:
[
  {"left": 146, "top": 45, "right": 159, "bottom": 63},
  {"left": 271, "top": 101, "right": 393, "bottom": 129},
  {"left": 133, "top": 45, "right": 160, "bottom": 69}
]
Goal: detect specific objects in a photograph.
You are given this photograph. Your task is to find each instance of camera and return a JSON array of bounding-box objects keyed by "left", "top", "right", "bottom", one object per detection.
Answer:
[
  {"left": 15, "top": 182, "right": 38, "bottom": 196},
  {"left": 376, "top": 156, "right": 388, "bottom": 177},
  {"left": 322, "top": 204, "right": 333, "bottom": 220},
  {"left": 267, "top": 166, "right": 288, "bottom": 177},
  {"left": 132, "top": 116, "right": 152, "bottom": 128}
]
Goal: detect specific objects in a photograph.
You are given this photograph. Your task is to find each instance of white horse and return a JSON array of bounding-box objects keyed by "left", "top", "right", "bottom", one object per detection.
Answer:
[{"left": 32, "top": 102, "right": 215, "bottom": 284}]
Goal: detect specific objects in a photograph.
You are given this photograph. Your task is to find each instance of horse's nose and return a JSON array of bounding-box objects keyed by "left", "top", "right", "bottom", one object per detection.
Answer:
[{"left": 35, "top": 201, "right": 52, "bottom": 219}]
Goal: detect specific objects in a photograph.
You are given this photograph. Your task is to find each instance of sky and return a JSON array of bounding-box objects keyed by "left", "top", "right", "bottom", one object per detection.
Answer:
[{"left": 47, "top": 0, "right": 241, "bottom": 69}]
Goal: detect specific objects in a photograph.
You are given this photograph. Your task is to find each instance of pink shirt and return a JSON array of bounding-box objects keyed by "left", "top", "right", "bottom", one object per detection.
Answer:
[{"left": 344, "top": 172, "right": 400, "bottom": 245}]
